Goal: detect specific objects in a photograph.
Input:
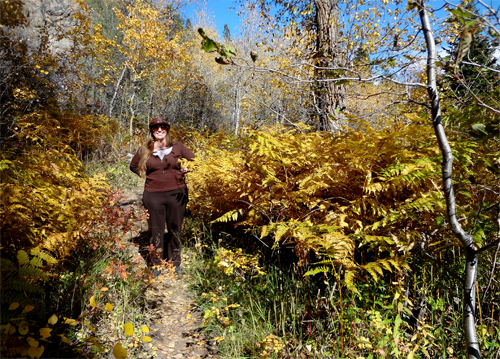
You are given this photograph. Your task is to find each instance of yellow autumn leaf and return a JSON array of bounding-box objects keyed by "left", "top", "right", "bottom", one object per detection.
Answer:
[
  {"left": 39, "top": 328, "right": 52, "bottom": 340},
  {"left": 141, "top": 326, "right": 149, "bottom": 333},
  {"left": 60, "top": 335, "right": 71, "bottom": 344},
  {"left": 100, "top": 287, "right": 109, "bottom": 292},
  {"left": 48, "top": 314, "right": 58, "bottom": 325},
  {"left": 9, "top": 302, "right": 19, "bottom": 310},
  {"left": 106, "top": 303, "right": 114, "bottom": 312},
  {"left": 124, "top": 323, "right": 134, "bottom": 336},
  {"left": 19, "top": 322, "right": 29, "bottom": 335},
  {"left": 84, "top": 320, "right": 95, "bottom": 332},
  {"left": 27, "top": 345, "right": 44, "bottom": 358},
  {"left": 142, "top": 336, "right": 152, "bottom": 342},
  {"left": 24, "top": 305, "right": 35, "bottom": 312},
  {"left": 214, "top": 336, "right": 225, "bottom": 342},
  {"left": 27, "top": 337, "right": 39, "bottom": 347},
  {"left": 63, "top": 317, "right": 77, "bottom": 326},
  {"left": 112, "top": 343, "right": 127, "bottom": 359},
  {"left": 89, "top": 295, "right": 96, "bottom": 308}
]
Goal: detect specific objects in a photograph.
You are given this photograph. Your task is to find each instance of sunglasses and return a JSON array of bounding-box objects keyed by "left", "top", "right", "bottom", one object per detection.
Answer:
[{"left": 152, "top": 124, "right": 168, "bottom": 131}]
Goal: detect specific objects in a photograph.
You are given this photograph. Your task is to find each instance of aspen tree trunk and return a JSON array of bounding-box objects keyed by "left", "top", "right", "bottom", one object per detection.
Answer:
[
  {"left": 416, "top": 1, "right": 481, "bottom": 357},
  {"left": 109, "top": 66, "right": 127, "bottom": 118},
  {"left": 234, "top": 77, "right": 241, "bottom": 136},
  {"left": 129, "top": 92, "right": 135, "bottom": 154},
  {"left": 314, "top": 0, "right": 346, "bottom": 132}
]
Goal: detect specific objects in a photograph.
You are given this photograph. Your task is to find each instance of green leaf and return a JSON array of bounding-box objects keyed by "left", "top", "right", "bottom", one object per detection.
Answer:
[
  {"left": 325, "top": 69, "right": 345, "bottom": 78},
  {"left": 311, "top": 49, "right": 324, "bottom": 59},
  {"left": 393, "top": 314, "right": 402, "bottom": 340},
  {"left": 488, "top": 27, "right": 499, "bottom": 37},
  {"left": 0, "top": 159, "right": 12, "bottom": 170},
  {"left": 471, "top": 123, "right": 488, "bottom": 136},
  {"left": 335, "top": 79, "right": 351, "bottom": 86},
  {"left": 464, "top": 20, "right": 478, "bottom": 28},
  {"left": 201, "top": 38, "right": 217, "bottom": 53},
  {"left": 450, "top": 7, "right": 471, "bottom": 21},
  {"left": 224, "top": 44, "right": 237, "bottom": 57}
]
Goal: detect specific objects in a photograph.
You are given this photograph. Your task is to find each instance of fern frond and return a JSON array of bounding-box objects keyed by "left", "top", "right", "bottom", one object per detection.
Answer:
[
  {"left": 304, "top": 266, "right": 331, "bottom": 277},
  {"left": 18, "top": 263, "right": 48, "bottom": 280},
  {"left": 16, "top": 250, "right": 29, "bottom": 265},
  {"left": 211, "top": 209, "right": 243, "bottom": 223}
]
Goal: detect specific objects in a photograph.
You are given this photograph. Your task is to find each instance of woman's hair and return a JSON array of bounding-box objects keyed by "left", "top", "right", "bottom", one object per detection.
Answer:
[{"left": 136, "top": 132, "right": 174, "bottom": 178}]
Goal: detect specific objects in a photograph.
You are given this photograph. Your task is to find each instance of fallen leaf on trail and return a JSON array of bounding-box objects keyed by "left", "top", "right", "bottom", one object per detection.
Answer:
[
  {"left": 90, "top": 296, "right": 96, "bottom": 308},
  {"left": 112, "top": 343, "right": 127, "bottom": 359},
  {"left": 124, "top": 323, "right": 134, "bottom": 336}
]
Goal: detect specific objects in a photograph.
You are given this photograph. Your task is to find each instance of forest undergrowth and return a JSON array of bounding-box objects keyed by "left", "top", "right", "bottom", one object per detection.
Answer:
[
  {"left": 0, "top": 110, "right": 168, "bottom": 358},
  {"left": 1, "top": 109, "right": 499, "bottom": 359},
  {"left": 181, "top": 119, "right": 499, "bottom": 359},
  {"left": 2, "top": 0, "right": 499, "bottom": 358},
  {"left": 2, "top": 112, "right": 500, "bottom": 358}
]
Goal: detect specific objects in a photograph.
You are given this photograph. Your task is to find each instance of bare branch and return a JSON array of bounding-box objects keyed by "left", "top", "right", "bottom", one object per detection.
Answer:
[
  {"left": 232, "top": 61, "right": 429, "bottom": 89},
  {"left": 454, "top": 77, "right": 500, "bottom": 114},
  {"left": 461, "top": 61, "right": 500, "bottom": 75}
]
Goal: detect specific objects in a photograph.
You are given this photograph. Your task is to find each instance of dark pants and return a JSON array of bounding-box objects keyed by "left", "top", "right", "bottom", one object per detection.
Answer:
[{"left": 142, "top": 187, "right": 188, "bottom": 267}]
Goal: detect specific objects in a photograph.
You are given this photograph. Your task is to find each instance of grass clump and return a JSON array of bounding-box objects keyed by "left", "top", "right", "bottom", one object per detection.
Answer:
[{"left": 185, "top": 236, "right": 500, "bottom": 358}]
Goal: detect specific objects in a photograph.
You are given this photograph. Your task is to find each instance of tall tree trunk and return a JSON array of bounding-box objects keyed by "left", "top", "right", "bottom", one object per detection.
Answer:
[
  {"left": 129, "top": 92, "right": 135, "bottom": 154},
  {"left": 109, "top": 66, "right": 127, "bottom": 118},
  {"left": 314, "top": 0, "right": 346, "bottom": 131},
  {"left": 234, "top": 77, "right": 241, "bottom": 136},
  {"left": 416, "top": 1, "right": 481, "bottom": 358}
]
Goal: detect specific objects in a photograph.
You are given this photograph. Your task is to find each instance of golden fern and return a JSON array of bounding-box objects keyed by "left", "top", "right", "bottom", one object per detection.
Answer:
[{"left": 185, "top": 121, "right": 455, "bottom": 290}]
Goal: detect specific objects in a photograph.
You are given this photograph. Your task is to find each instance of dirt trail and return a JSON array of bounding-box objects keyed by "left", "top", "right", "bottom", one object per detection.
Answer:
[{"left": 118, "top": 187, "right": 213, "bottom": 359}]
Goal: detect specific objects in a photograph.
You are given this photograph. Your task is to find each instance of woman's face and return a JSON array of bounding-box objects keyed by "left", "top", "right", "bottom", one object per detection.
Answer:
[{"left": 152, "top": 124, "right": 168, "bottom": 141}]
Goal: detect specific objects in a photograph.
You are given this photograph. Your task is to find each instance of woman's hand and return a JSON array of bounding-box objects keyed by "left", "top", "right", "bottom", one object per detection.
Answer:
[{"left": 181, "top": 167, "right": 189, "bottom": 174}]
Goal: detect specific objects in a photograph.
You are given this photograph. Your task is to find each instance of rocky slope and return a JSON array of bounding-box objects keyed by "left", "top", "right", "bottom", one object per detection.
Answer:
[{"left": 14, "top": 0, "right": 79, "bottom": 53}]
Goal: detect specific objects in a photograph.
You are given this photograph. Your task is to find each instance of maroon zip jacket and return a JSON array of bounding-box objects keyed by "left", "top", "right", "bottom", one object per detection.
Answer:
[{"left": 130, "top": 142, "right": 195, "bottom": 192}]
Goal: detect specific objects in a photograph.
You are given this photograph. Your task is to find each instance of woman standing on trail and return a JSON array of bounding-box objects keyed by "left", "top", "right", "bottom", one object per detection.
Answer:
[{"left": 130, "top": 117, "right": 195, "bottom": 275}]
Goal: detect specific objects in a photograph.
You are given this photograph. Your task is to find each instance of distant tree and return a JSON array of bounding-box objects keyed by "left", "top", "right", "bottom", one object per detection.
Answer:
[
  {"left": 442, "top": 33, "right": 499, "bottom": 106},
  {"left": 223, "top": 24, "right": 231, "bottom": 42}
]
